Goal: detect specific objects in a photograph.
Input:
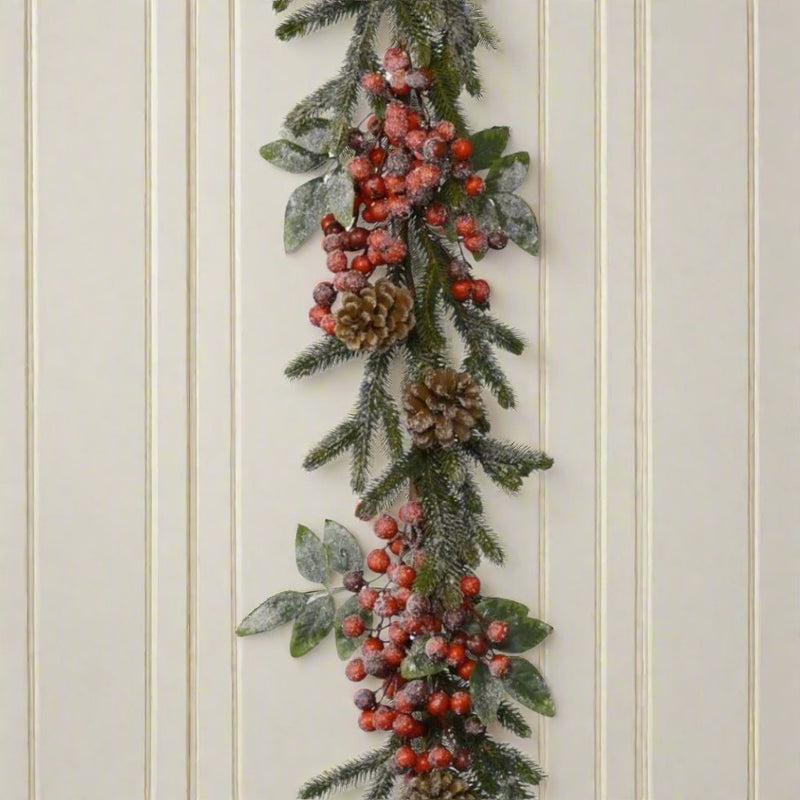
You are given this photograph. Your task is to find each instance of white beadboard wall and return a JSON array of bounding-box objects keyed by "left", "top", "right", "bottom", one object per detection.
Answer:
[{"left": 1, "top": 2, "right": 798, "bottom": 799}]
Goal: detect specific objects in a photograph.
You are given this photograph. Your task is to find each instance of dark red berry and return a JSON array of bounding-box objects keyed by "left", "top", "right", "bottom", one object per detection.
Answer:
[
  {"left": 358, "top": 709, "right": 376, "bottom": 731},
  {"left": 394, "top": 745, "right": 417, "bottom": 770},
  {"left": 425, "top": 636, "right": 449, "bottom": 662},
  {"left": 374, "top": 706, "right": 397, "bottom": 731},
  {"left": 454, "top": 750, "right": 472, "bottom": 771},
  {"left": 472, "top": 278, "right": 491, "bottom": 305},
  {"left": 488, "top": 230, "right": 509, "bottom": 250},
  {"left": 466, "top": 633, "right": 489, "bottom": 656},
  {"left": 429, "top": 746, "right": 452, "bottom": 770},
  {"left": 308, "top": 305, "right": 328, "bottom": 327},
  {"left": 458, "top": 659, "right": 477, "bottom": 681},
  {"left": 346, "top": 658, "right": 367, "bottom": 682},
  {"left": 446, "top": 643, "right": 467, "bottom": 668},
  {"left": 424, "top": 203, "right": 448, "bottom": 227},
  {"left": 460, "top": 575, "right": 481, "bottom": 597},
  {"left": 426, "top": 691, "right": 450, "bottom": 716},
  {"left": 451, "top": 280, "right": 473, "bottom": 302},
  {"left": 452, "top": 138, "right": 474, "bottom": 161},
  {"left": 450, "top": 691, "right": 472, "bottom": 715}
]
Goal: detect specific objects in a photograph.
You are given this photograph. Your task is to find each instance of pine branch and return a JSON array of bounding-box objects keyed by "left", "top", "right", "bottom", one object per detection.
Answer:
[
  {"left": 362, "top": 764, "right": 396, "bottom": 800},
  {"left": 276, "top": 0, "right": 364, "bottom": 41},
  {"left": 285, "top": 337, "right": 361, "bottom": 380},
  {"left": 465, "top": 435, "right": 553, "bottom": 493},
  {"left": 303, "top": 417, "right": 358, "bottom": 471},
  {"left": 497, "top": 701, "right": 533, "bottom": 738},
  {"left": 357, "top": 449, "right": 420, "bottom": 519},
  {"left": 298, "top": 744, "right": 394, "bottom": 799}
]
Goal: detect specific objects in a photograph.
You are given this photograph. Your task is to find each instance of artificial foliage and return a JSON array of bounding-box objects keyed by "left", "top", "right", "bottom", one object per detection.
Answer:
[{"left": 239, "top": 2, "right": 555, "bottom": 798}]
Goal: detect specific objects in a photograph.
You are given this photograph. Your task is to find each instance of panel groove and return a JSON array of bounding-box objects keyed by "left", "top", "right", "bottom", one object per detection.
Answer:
[
  {"left": 185, "top": 0, "right": 199, "bottom": 796},
  {"left": 24, "top": 2, "right": 38, "bottom": 797},
  {"left": 593, "top": 1, "right": 608, "bottom": 798},
  {"left": 746, "top": 1, "right": 760, "bottom": 797},
  {"left": 536, "top": 0, "right": 550, "bottom": 790},
  {"left": 229, "top": 0, "right": 242, "bottom": 796},
  {"left": 633, "top": 1, "right": 653, "bottom": 798}
]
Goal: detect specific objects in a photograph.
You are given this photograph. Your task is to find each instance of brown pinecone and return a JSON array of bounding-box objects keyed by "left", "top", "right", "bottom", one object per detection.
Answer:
[
  {"left": 400, "top": 770, "right": 479, "bottom": 800},
  {"left": 403, "top": 368, "right": 484, "bottom": 448},
  {"left": 334, "top": 279, "right": 415, "bottom": 351}
]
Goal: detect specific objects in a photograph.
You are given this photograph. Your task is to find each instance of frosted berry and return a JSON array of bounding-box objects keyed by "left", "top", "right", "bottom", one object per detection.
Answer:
[
  {"left": 413, "top": 751, "right": 432, "bottom": 774},
  {"left": 312, "top": 281, "right": 337, "bottom": 307},
  {"left": 487, "top": 620, "right": 510, "bottom": 644},
  {"left": 385, "top": 150, "right": 412, "bottom": 176},
  {"left": 405, "top": 129, "right": 427, "bottom": 153},
  {"left": 392, "top": 713, "right": 418, "bottom": 738},
  {"left": 362, "top": 636, "right": 384, "bottom": 654},
  {"left": 429, "top": 746, "right": 452, "bottom": 770},
  {"left": 358, "top": 709, "right": 376, "bottom": 732},
  {"left": 374, "top": 513, "right": 399, "bottom": 540},
  {"left": 362, "top": 176, "right": 387, "bottom": 200},
  {"left": 435, "top": 120, "right": 457, "bottom": 142},
  {"left": 466, "top": 633, "right": 489, "bottom": 656},
  {"left": 455, "top": 215, "right": 479, "bottom": 237},
  {"left": 464, "top": 232, "right": 489, "bottom": 256},
  {"left": 404, "top": 679, "right": 430, "bottom": 708},
  {"left": 489, "top": 653, "right": 512, "bottom": 678},
  {"left": 322, "top": 233, "right": 343, "bottom": 252},
  {"left": 388, "top": 195, "right": 412, "bottom": 219},
  {"left": 367, "top": 549, "right": 391, "bottom": 573},
  {"left": 425, "top": 636, "right": 449, "bottom": 662},
  {"left": 451, "top": 280, "right": 473, "bottom": 302},
  {"left": 358, "top": 586, "right": 379, "bottom": 610},
  {"left": 361, "top": 71, "right": 386, "bottom": 94},
  {"left": 374, "top": 706, "right": 396, "bottom": 731},
  {"left": 347, "top": 128, "right": 366, "bottom": 151},
  {"left": 346, "top": 658, "right": 367, "bottom": 682},
  {"left": 383, "top": 47, "right": 411, "bottom": 72},
  {"left": 384, "top": 175, "right": 407, "bottom": 195},
  {"left": 424, "top": 204, "right": 448, "bottom": 227},
  {"left": 342, "top": 615, "right": 366, "bottom": 639},
  {"left": 354, "top": 688, "right": 377, "bottom": 710},
  {"left": 488, "top": 230, "right": 509, "bottom": 250},
  {"left": 464, "top": 716, "right": 486, "bottom": 737},
  {"left": 374, "top": 593, "right": 400, "bottom": 618},
  {"left": 368, "top": 146, "right": 387, "bottom": 167},
  {"left": 405, "top": 593, "right": 431, "bottom": 619},
  {"left": 446, "top": 643, "right": 467, "bottom": 668},
  {"left": 464, "top": 175, "right": 485, "bottom": 196},
  {"left": 365, "top": 651, "right": 390, "bottom": 678},
  {"left": 385, "top": 103, "right": 410, "bottom": 141},
  {"left": 457, "top": 659, "right": 477, "bottom": 681},
  {"left": 334, "top": 270, "right": 368, "bottom": 293},
  {"left": 321, "top": 314, "right": 337, "bottom": 336},
  {"left": 472, "top": 279, "right": 491, "bottom": 305},
  {"left": 383, "top": 643, "right": 405, "bottom": 669},
  {"left": 405, "top": 68, "right": 432, "bottom": 90},
  {"left": 387, "top": 623, "right": 409, "bottom": 647},
  {"left": 427, "top": 691, "right": 450, "bottom": 716},
  {"left": 389, "top": 70, "right": 411, "bottom": 95},
  {"left": 393, "top": 586, "right": 411, "bottom": 608},
  {"left": 343, "top": 570, "right": 365, "bottom": 592},
  {"left": 460, "top": 574, "right": 481, "bottom": 597},
  {"left": 450, "top": 691, "right": 472, "bottom": 715},
  {"left": 423, "top": 137, "right": 448, "bottom": 162},
  {"left": 452, "top": 160, "right": 473, "bottom": 181},
  {"left": 348, "top": 155, "right": 372, "bottom": 181},
  {"left": 326, "top": 250, "right": 348, "bottom": 273},
  {"left": 394, "top": 745, "right": 417, "bottom": 770},
  {"left": 309, "top": 305, "right": 328, "bottom": 327},
  {"left": 447, "top": 259, "right": 471, "bottom": 281},
  {"left": 452, "top": 138, "right": 474, "bottom": 161},
  {"left": 442, "top": 606, "right": 469, "bottom": 631},
  {"left": 394, "top": 565, "right": 416, "bottom": 588}
]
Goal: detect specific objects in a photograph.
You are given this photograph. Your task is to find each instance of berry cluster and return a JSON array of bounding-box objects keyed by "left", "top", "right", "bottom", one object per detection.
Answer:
[
  {"left": 308, "top": 46, "right": 512, "bottom": 335},
  {"left": 339, "top": 504, "right": 515, "bottom": 778}
]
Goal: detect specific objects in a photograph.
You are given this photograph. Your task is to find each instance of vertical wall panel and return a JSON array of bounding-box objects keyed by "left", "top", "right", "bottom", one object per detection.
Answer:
[
  {"left": 650, "top": 3, "right": 750, "bottom": 796},
  {"left": 758, "top": 4, "right": 800, "bottom": 795},
  {"left": 545, "top": 3, "right": 598, "bottom": 797},
  {"left": 0, "top": 3, "right": 32, "bottom": 798},
  {"left": 35, "top": 3, "right": 146, "bottom": 797}
]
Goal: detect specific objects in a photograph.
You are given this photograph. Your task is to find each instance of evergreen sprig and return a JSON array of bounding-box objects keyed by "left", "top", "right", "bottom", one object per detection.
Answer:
[{"left": 298, "top": 742, "right": 395, "bottom": 799}]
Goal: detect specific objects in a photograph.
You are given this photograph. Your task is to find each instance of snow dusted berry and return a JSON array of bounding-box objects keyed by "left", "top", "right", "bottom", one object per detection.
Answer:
[
  {"left": 392, "top": 713, "right": 418, "bottom": 738},
  {"left": 313, "top": 281, "right": 337, "bottom": 308},
  {"left": 342, "top": 615, "right": 366, "bottom": 638},
  {"left": 405, "top": 593, "right": 431, "bottom": 619},
  {"left": 399, "top": 500, "right": 424, "bottom": 525},
  {"left": 405, "top": 129, "right": 427, "bottom": 153},
  {"left": 364, "top": 651, "right": 391, "bottom": 678},
  {"left": 407, "top": 163, "right": 441, "bottom": 192},
  {"left": 404, "top": 679, "right": 430, "bottom": 707},
  {"left": 343, "top": 569, "right": 365, "bottom": 592},
  {"left": 460, "top": 574, "right": 481, "bottom": 597},
  {"left": 354, "top": 688, "right": 376, "bottom": 710},
  {"left": 387, "top": 623, "right": 409, "bottom": 647},
  {"left": 347, "top": 128, "right": 366, "bottom": 151},
  {"left": 374, "top": 513, "right": 398, "bottom": 540},
  {"left": 429, "top": 746, "right": 452, "bottom": 770},
  {"left": 452, "top": 160, "right": 473, "bottom": 180},
  {"left": 455, "top": 215, "right": 479, "bottom": 237},
  {"left": 309, "top": 305, "right": 328, "bottom": 327},
  {"left": 405, "top": 68, "right": 432, "bottom": 90},
  {"left": 389, "top": 70, "right": 411, "bottom": 95},
  {"left": 385, "top": 102, "right": 410, "bottom": 141},
  {"left": 327, "top": 250, "right": 348, "bottom": 273},
  {"left": 488, "top": 230, "right": 509, "bottom": 250},
  {"left": 447, "top": 259, "right": 471, "bottom": 281},
  {"left": 452, "top": 138, "right": 474, "bottom": 161},
  {"left": 358, "top": 586, "right": 379, "bottom": 610},
  {"left": 450, "top": 691, "right": 472, "bottom": 715},
  {"left": 394, "top": 746, "right": 417, "bottom": 770},
  {"left": 374, "top": 592, "right": 400, "bottom": 618},
  {"left": 489, "top": 654, "right": 512, "bottom": 678},
  {"left": 487, "top": 619, "right": 510, "bottom": 644},
  {"left": 322, "top": 233, "right": 343, "bottom": 252},
  {"left": 472, "top": 278, "right": 491, "bottom": 305},
  {"left": 383, "top": 643, "right": 405, "bottom": 669},
  {"left": 383, "top": 46, "right": 411, "bottom": 72},
  {"left": 333, "top": 270, "right": 368, "bottom": 293},
  {"left": 443, "top": 606, "right": 469, "bottom": 630},
  {"left": 464, "top": 232, "right": 489, "bottom": 256},
  {"left": 384, "top": 175, "right": 407, "bottom": 196},
  {"left": 347, "top": 155, "right": 372, "bottom": 181},
  {"left": 321, "top": 314, "right": 337, "bottom": 335},
  {"left": 361, "top": 71, "right": 386, "bottom": 94},
  {"left": 352, "top": 254, "right": 374, "bottom": 275},
  {"left": 362, "top": 175, "right": 387, "bottom": 200},
  {"left": 394, "top": 565, "right": 416, "bottom": 588},
  {"left": 467, "top": 633, "right": 489, "bottom": 656},
  {"left": 385, "top": 149, "right": 412, "bottom": 176},
  {"left": 387, "top": 195, "right": 412, "bottom": 218},
  {"left": 435, "top": 120, "right": 457, "bottom": 141},
  {"left": 465, "top": 716, "right": 487, "bottom": 737},
  {"left": 358, "top": 710, "right": 375, "bottom": 732},
  {"left": 424, "top": 204, "right": 448, "bottom": 227},
  {"left": 464, "top": 175, "right": 485, "bottom": 196},
  {"left": 423, "top": 137, "right": 448, "bottom": 162},
  {"left": 425, "top": 636, "right": 449, "bottom": 662},
  {"left": 446, "top": 643, "right": 467, "bottom": 668},
  {"left": 367, "top": 548, "right": 391, "bottom": 573},
  {"left": 346, "top": 658, "right": 367, "bottom": 682}
]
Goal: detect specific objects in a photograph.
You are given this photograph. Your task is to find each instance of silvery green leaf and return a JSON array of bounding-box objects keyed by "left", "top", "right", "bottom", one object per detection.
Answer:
[
  {"left": 470, "top": 126, "right": 511, "bottom": 171},
  {"left": 470, "top": 659, "right": 504, "bottom": 723},
  {"left": 325, "top": 169, "right": 355, "bottom": 228},
  {"left": 494, "top": 193, "right": 540, "bottom": 256},
  {"left": 289, "top": 118, "right": 332, "bottom": 154},
  {"left": 260, "top": 140, "right": 329, "bottom": 173},
  {"left": 284, "top": 176, "right": 326, "bottom": 253},
  {"left": 324, "top": 519, "right": 363, "bottom": 574},
  {"left": 290, "top": 593, "right": 335, "bottom": 657},
  {"left": 295, "top": 524, "right": 328, "bottom": 583},
  {"left": 476, "top": 196, "right": 501, "bottom": 233},
  {"left": 486, "top": 152, "right": 531, "bottom": 194},
  {"left": 476, "top": 597, "right": 530, "bottom": 621},
  {"left": 400, "top": 637, "right": 447, "bottom": 679},
  {"left": 236, "top": 590, "right": 306, "bottom": 636},
  {"left": 503, "top": 657, "right": 556, "bottom": 717},
  {"left": 334, "top": 594, "right": 372, "bottom": 660}
]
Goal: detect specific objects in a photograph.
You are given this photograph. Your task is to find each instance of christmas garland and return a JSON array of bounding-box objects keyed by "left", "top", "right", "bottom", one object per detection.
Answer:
[{"left": 238, "top": 3, "right": 555, "bottom": 799}]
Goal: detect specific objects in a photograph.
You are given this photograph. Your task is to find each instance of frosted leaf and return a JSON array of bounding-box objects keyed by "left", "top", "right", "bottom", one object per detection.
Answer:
[
  {"left": 475, "top": 196, "right": 500, "bottom": 233},
  {"left": 295, "top": 524, "right": 328, "bottom": 583},
  {"left": 470, "top": 660, "right": 504, "bottom": 723},
  {"left": 503, "top": 657, "right": 556, "bottom": 717},
  {"left": 485, "top": 152, "right": 530, "bottom": 194},
  {"left": 288, "top": 117, "right": 332, "bottom": 154},
  {"left": 260, "top": 139, "right": 329, "bottom": 173},
  {"left": 493, "top": 193, "right": 540, "bottom": 256},
  {"left": 325, "top": 168, "right": 356, "bottom": 227},
  {"left": 323, "top": 519, "right": 363, "bottom": 574},
  {"left": 284, "top": 176, "right": 326, "bottom": 253},
  {"left": 470, "top": 126, "right": 511, "bottom": 171},
  {"left": 236, "top": 590, "right": 306, "bottom": 636},
  {"left": 290, "top": 593, "right": 335, "bottom": 657}
]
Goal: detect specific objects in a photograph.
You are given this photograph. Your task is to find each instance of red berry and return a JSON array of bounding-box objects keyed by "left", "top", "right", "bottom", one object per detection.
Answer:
[
  {"left": 367, "top": 549, "right": 391, "bottom": 573},
  {"left": 414, "top": 752, "right": 432, "bottom": 774},
  {"left": 394, "top": 745, "right": 417, "bottom": 770},
  {"left": 407, "top": 110, "right": 422, "bottom": 131},
  {"left": 466, "top": 633, "right": 489, "bottom": 657},
  {"left": 363, "top": 176, "right": 387, "bottom": 200},
  {"left": 358, "top": 586, "right": 379, "bottom": 611},
  {"left": 374, "top": 514, "right": 399, "bottom": 540},
  {"left": 425, "top": 636, "right": 449, "bottom": 662},
  {"left": 361, "top": 72, "right": 386, "bottom": 94},
  {"left": 394, "top": 565, "right": 417, "bottom": 588},
  {"left": 457, "top": 659, "right": 477, "bottom": 681},
  {"left": 308, "top": 305, "right": 328, "bottom": 327},
  {"left": 451, "top": 280, "right": 473, "bottom": 302},
  {"left": 464, "top": 232, "right": 489, "bottom": 256},
  {"left": 362, "top": 636, "right": 384, "bottom": 654},
  {"left": 426, "top": 691, "right": 451, "bottom": 716},
  {"left": 320, "top": 213, "right": 337, "bottom": 232},
  {"left": 347, "top": 156, "right": 372, "bottom": 181},
  {"left": 370, "top": 199, "right": 390, "bottom": 222},
  {"left": 452, "top": 138, "right": 474, "bottom": 161},
  {"left": 389, "top": 70, "right": 411, "bottom": 96},
  {"left": 394, "top": 690, "right": 414, "bottom": 714},
  {"left": 472, "top": 278, "right": 491, "bottom": 305},
  {"left": 383, "top": 47, "right": 411, "bottom": 73},
  {"left": 321, "top": 314, "right": 337, "bottom": 336},
  {"left": 446, "top": 643, "right": 467, "bottom": 668},
  {"left": 346, "top": 658, "right": 367, "bottom": 682},
  {"left": 387, "top": 623, "right": 410, "bottom": 647},
  {"left": 326, "top": 250, "right": 349, "bottom": 273},
  {"left": 436, "top": 121, "right": 457, "bottom": 142},
  {"left": 374, "top": 593, "right": 400, "bottom": 618},
  {"left": 454, "top": 750, "right": 472, "bottom": 771},
  {"left": 460, "top": 575, "right": 481, "bottom": 597},
  {"left": 374, "top": 706, "right": 397, "bottom": 731},
  {"left": 385, "top": 175, "right": 407, "bottom": 195},
  {"left": 489, "top": 654, "right": 512, "bottom": 678},
  {"left": 464, "top": 175, "right": 485, "bottom": 196},
  {"left": 424, "top": 204, "right": 448, "bottom": 227},
  {"left": 455, "top": 215, "right": 479, "bottom": 237},
  {"left": 369, "top": 146, "right": 387, "bottom": 166},
  {"left": 358, "top": 709, "right": 376, "bottom": 731},
  {"left": 450, "top": 691, "right": 472, "bottom": 715},
  {"left": 346, "top": 227, "right": 369, "bottom": 249},
  {"left": 389, "top": 538, "right": 404, "bottom": 556},
  {"left": 392, "top": 713, "right": 418, "bottom": 738},
  {"left": 352, "top": 254, "right": 374, "bottom": 275},
  {"left": 429, "top": 746, "right": 452, "bottom": 770},
  {"left": 393, "top": 586, "right": 411, "bottom": 608},
  {"left": 342, "top": 615, "right": 366, "bottom": 639},
  {"left": 399, "top": 501, "right": 424, "bottom": 525},
  {"left": 487, "top": 620, "right": 510, "bottom": 644}
]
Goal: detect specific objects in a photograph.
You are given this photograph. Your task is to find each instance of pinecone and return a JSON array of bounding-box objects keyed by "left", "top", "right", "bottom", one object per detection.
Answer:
[
  {"left": 400, "top": 770, "right": 479, "bottom": 800},
  {"left": 334, "top": 279, "right": 415, "bottom": 351},
  {"left": 403, "top": 368, "right": 484, "bottom": 448}
]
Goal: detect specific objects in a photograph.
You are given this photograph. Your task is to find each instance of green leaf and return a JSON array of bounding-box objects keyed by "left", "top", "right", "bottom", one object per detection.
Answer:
[
  {"left": 470, "top": 126, "right": 511, "bottom": 171},
  {"left": 236, "top": 590, "right": 307, "bottom": 636},
  {"left": 503, "top": 657, "right": 556, "bottom": 717},
  {"left": 498, "top": 617, "right": 553, "bottom": 653},
  {"left": 325, "top": 169, "right": 355, "bottom": 227},
  {"left": 494, "top": 193, "right": 540, "bottom": 256},
  {"left": 290, "top": 117, "right": 332, "bottom": 154},
  {"left": 486, "top": 152, "right": 530, "bottom": 194},
  {"left": 334, "top": 594, "right": 372, "bottom": 660},
  {"left": 324, "top": 519, "right": 363, "bottom": 574},
  {"left": 475, "top": 196, "right": 500, "bottom": 234},
  {"left": 290, "top": 593, "right": 336, "bottom": 657},
  {"left": 470, "top": 659, "right": 504, "bottom": 723},
  {"left": 259, "top": 140, "right": 329, "bottom": 173},
  {"left": 476, "top": 597, "right": 530, "bottom": 621},
  {"left": 400, "top": 637, "right": 447, "bottom": 680},
  {"left": 284, "top": 176, "right": 327, "bottom": 253},
  {"left": 295, "top": 524, "right": 328, "bottom": 583}
]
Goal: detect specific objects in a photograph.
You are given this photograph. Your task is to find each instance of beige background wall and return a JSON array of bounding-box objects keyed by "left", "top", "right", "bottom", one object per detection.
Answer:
[{"left": 1, "top": 1, "right": 798, "bottom": 799}]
